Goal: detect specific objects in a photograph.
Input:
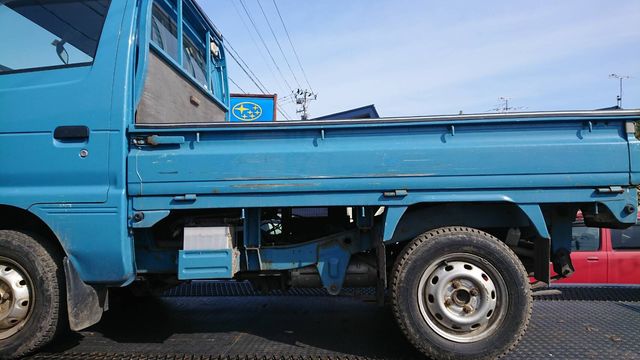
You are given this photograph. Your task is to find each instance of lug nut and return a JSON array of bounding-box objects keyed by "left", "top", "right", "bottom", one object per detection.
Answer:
[
  {"left": 451, "top": 280, "right": 461, "bottom": 289},
  {"left": 444, "top": 297, "right": 453, "bottom": 307},
  {"left": 463, "top": 305, "right": 473, "bottom": 314},
  {"left": 470, "top": 288, "right": 479, "bottom": 296}
]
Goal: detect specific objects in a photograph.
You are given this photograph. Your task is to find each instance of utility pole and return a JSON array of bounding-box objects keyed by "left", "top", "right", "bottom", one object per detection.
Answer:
[
  {"left": 609, "top": 73, "right": 631, "bottom": 108},
  {"left": 294, "top": 89, "right": 317, "bottom": 120}
]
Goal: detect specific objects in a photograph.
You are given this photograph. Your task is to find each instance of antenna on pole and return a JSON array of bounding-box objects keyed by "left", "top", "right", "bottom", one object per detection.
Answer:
[
  {"left": 294, "top": 89, "right": 317, "bottom": 120},
  {"left": 609, "top": 73, "right": 631, "bottom": 108},
  {"left": 490, "top": 97, "right": 525, "bottom": 113}
]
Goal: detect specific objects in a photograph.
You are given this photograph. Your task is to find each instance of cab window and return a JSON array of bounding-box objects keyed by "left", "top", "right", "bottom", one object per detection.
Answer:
[
  {"left": 0, "top": 0, "right": 111, "bottom": 74},
  {"left": 149, "top": 0, "right": 226, "bottom": 102},
  {"left": 183, "top": 35, "right": 206, "bottom": 86},
  {"left": 151, "top": 3, "right": 178, "bottom": 60},
  {"left": 611, "top": 225, "right": 640, "bottom": 250},
  {"left": 571, "top": 225, "right": 600, "bottom": 251}
]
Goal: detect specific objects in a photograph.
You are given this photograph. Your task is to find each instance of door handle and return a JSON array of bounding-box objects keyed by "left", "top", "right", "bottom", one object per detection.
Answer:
[
  {"left": 586, "top": 256, "right": 599, "bottom": 261},
  {"left": 54, "top": 126, "right": 89, "bottom": 140}
]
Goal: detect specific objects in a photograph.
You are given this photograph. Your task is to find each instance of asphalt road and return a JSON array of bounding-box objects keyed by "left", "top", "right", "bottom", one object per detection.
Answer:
[{"left": 30, "top": 285, "right": 640, "bottom": 360}]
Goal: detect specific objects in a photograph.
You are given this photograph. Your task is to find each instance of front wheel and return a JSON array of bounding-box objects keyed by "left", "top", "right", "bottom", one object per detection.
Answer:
[
  {"left": 0, "top": 230, "right": 65, "bottom": 359},
  {"left": 391, "top": 227, "right": 531, "bottom": 360}
]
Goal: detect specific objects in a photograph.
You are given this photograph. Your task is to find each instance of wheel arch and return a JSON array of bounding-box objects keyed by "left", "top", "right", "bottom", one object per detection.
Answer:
[
  {"left": 0, "top": 204, "right": 109, "bottom": 332},
  {"left": 383, "top": 202, "right": 552, "bottom": 283},
  {"left": 384, "top": 202, "right": 550, "bottom": 244},
  {"left": 0, "top": 204, "right": 67, "bottom": 259}
]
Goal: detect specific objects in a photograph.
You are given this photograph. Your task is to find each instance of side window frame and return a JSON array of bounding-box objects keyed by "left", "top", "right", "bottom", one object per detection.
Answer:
[{"left": 147, "top": 0, "right": 227, "bottom": 108}]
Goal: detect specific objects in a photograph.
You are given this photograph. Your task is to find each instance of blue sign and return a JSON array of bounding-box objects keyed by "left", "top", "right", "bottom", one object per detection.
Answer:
[{"left": 229, "top": 95, "right": 276, "bottom": 122}]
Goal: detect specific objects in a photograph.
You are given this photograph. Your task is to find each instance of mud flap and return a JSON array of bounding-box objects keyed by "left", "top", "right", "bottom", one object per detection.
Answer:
[{"left": 64, "top": 257, "right": 108, "bottom": 331}]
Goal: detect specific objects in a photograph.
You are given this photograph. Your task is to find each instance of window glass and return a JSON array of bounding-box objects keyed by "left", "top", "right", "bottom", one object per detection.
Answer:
[
  {"left": 183, "top": 35, "right": 206, "bottom": 87},
  {"left": 0, "top": 0, "right": 111, "bottom": 73},
  {"left": 571, "top": 225, "right": 600, "bottom": 251},
  {"left": 611, "top": 225, "right": 640, "bottom": 250},
  {"left": 151, "top": 3, "right": 178, "bottom": 60}
]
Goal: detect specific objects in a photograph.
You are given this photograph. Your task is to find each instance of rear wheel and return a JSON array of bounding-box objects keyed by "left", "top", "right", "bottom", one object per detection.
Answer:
[
  {"left": 0, "top": 230, "right": 65, "bottom": 359},
  {"left": 391, "top": 226, "right": 531, "bottom": 360}
]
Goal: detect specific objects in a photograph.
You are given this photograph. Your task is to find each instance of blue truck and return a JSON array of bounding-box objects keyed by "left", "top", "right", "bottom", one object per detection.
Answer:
[{"left": 1, "top": 1, "right": 639, "bottom": 359}]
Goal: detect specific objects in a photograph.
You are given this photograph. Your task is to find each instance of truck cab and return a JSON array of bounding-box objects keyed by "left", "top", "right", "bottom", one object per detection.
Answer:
[{"left": 1, "top": 1, "right": 640, "bottom": 359}]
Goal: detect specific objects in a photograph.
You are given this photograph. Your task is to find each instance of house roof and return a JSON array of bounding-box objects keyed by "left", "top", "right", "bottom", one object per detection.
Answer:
[{"left": 313, "top": 104, "right": 380, "bottom": 120}]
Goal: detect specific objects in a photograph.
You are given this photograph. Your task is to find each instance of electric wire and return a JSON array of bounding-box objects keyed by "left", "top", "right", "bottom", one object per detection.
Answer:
[
  {"left": 226, "top": 1, "right": 295, "bottom": 119},
  {"left": 225, "top": 40, "right": 293, "bottom": 120},
  {"left": 230, "top": 72, "right": 291, "bottom": 120},
  {"left": 224, "top": 39, "right": 270, "bottom": 93},
  {"left": 255, "top": 0, "right": 301, "bottom": 89},
  {"left": 238, "top": 0, "right": 294, "bottom": 91},
  {"left": 271, "top": 0, "right": 314, "bottom": 92},
  {"left": 225, "top": 46, "right": 267, "bottom": 94},
  {"left": 230, "top": 0, "right": 289, "bottom": 95},
  {"left": 228, "top": 76, "right": 247, "bottom": 94}
]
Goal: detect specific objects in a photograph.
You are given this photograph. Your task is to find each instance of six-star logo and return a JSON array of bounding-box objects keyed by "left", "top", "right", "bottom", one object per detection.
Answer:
[{"left": 232, "top": 101, "right": 263, "bottom": 121}]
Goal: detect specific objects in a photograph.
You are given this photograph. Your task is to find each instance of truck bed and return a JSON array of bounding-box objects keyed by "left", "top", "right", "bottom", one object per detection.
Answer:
[{"left": 128, "top": 109, "right": 640, "bottom": 199}]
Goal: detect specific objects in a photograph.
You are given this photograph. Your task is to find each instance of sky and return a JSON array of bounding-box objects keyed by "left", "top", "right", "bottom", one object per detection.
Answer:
[{"left": 200, "top": 1, "right": 640, "bottom": 119}]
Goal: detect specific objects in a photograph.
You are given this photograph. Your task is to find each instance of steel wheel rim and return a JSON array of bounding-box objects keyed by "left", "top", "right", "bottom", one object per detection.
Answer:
[
  {"left": 0, "top": 257, "right": 33, "bottom": 340},
  {"left": 417, "top": 253, "right": 507, "bottom": 343}
]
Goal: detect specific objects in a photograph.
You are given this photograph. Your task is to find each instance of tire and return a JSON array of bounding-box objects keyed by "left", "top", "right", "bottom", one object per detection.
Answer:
[
  {"left": 0, "top": 230, "right": 65, "bottom": 359},
  {"left": 391, "top": 226, "right": 531, "bottom": 360}
]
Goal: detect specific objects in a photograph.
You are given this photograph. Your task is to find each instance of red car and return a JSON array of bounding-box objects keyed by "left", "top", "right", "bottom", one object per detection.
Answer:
[{"left": 553, "top": 215, "right": 640, "bottom": 284}]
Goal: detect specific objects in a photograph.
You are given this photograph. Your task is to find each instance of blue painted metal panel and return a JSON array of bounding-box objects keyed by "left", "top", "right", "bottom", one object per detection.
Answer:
[
  {"left": 0, "top": 0, "right": 138, "bottom": 284},
  {"left": 29, "top": 193, "right": 134, "bottom": 284},
  {"left": 383, "top": 206, "right": 408, "bottom": 241},
  {"left": 229, "top": 95, "right": 276, "bottom": 122},
  {"left": 132, "top": 188, "right": 639, "bottom": 240},
  {"left": 518, "top": 204, "right": 551, "bottom": 239},
  {"left": 178, "top": 249, "right": 235, "bottom": 279},
  {"left": 627, "top": 127, "right": 640, "bottom": 185},
  {"left": 128, "top": 117, "right": 635, "bottom": 200}
]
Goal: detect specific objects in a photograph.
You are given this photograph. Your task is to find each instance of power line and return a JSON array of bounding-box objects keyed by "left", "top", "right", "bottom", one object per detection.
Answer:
[
  {"left": 225, "top": 1, "right": 295, "bottom": 120},
  {"left": 255, "top": 0, "right": 301, "bottom": 89},
  {"left": 224, "top": 39, "right": 269, "bottom": 93},
  {"left": 230, "top": 0, "right": 289, "bottom": 95},
  {"left": 225, "top": 45, "right": 267, "bottom": 94},
  {"left": 271, "top": 0, "right": 314, "bottom": 92},
  {"left": 226, "top": 39, "right": 296, "bottom": 120},
  {"left": 277, "top": 106, "right": 292, "bottom": 120},
  {"left": 230, "top": 76, "right": 291, "bottom": 120},
  {"left": 228, "top": 76, "right": 247, "bottom": 94},
  {"left": 238, "top": 0, "right": 294, "bottom": 92}
]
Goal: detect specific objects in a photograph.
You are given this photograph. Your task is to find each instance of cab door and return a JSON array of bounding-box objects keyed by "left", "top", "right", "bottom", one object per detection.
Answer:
[
  {"left": 555, "top": 224, "right": 607, "bottom": 283},
  {"left": 0, "top": 1, "right": 116, "bottom": 206},
  {"left": 608, "top": 225, "right": 640, "bottom": 284}
]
